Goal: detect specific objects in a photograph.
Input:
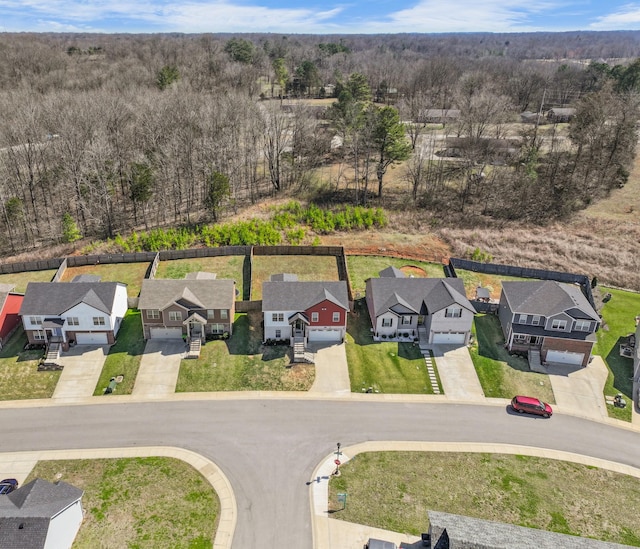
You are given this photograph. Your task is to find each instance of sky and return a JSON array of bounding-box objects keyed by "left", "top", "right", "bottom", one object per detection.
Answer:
[{"left": 0, "top": 0, "right": 639, "bottom": 34}]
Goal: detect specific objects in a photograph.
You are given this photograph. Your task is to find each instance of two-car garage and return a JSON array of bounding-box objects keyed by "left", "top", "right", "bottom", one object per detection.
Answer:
[
  {"left": 75, "top": 332, "right": 109, "bottom": 345},
  {"left": 545, "top": 349, "right": 585, "bottom": 366},
  {"left": 431, "top": 332, "right": 467, "bottom": 345},
  {"left": 149, "top": 327, "right": 183, "bottom": 340},
  {"left": 308, "top": 329, "right": 343, "bottom": 343}
]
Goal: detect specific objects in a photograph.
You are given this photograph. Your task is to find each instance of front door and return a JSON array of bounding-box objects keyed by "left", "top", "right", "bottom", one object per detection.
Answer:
[{"left": 417, "top": 316, "right": 424, "bottom": 326}]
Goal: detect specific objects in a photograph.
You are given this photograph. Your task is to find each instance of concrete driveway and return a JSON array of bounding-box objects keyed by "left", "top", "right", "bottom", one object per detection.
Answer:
[
  {"left": 132, "top": 339, "right": 186, "bottom": 398},
  {"left": 309, "top": 343, "right": 350, "bottom": 394},
  {"left": 546, "top": 356, "right": 609, "bottom": 420},
  {"left": 52, "top": 345, "right": 109, "bottom": 401},
  {"left": 431, "top": 345, "right": 485, "bottom": 401}
]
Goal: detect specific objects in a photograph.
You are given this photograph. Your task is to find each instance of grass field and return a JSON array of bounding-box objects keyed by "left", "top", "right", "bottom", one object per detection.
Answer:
[
  {"left": 470, "top": 315, "right": 555, "bottom": 402},
  {"left": 93, "top": 310, "right": 145, "bottom": 396},
  {"left": 0, "top": 330, "right": 60, "bottom": 400},
  {"left": 155, "top": 255, "right": 247, "bottom": 299},
  {"left": 27, "top": 457, "right": 219, "bottom": 549},
  {"left": 453, "top": 269, "right": 528, "bottom": 301},
  {"left": 61, "top": 262, "right": 150, "bottom": 297},
  {"left": 0, "top": 269, "right": 57, "bottom": 293},
  {"left": 250, "top": 255, "right": 340, "bottom": 299},
  {"left": 345, "top": 299, "right": 440, "bottom": 394},
  {"left": 594, "top": 286, "right": 640, "bottom": 421},
  {"left": 329, "top": 451, "right": 640, "bottom": 545},
  {"left": 176, "top": 312, "right": 314, "bottom": 391},
  {"left": 346, "top": 255, "right": 445, "bottom": 296}
]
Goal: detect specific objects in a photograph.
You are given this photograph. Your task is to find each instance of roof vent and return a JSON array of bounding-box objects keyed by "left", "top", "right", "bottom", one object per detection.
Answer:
[{"left": 18, "top": 523, "right": 25, "bottom": 529}]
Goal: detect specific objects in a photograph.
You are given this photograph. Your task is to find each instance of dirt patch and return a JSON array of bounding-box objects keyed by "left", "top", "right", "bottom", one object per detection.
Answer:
[{"left": 400, "top": 265, "right": 428, "bottom": 277}]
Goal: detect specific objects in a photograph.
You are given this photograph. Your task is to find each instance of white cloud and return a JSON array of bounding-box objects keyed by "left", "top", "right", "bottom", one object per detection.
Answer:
[{"left": 590, "top": 4, "right": 640, "bottom": 29}]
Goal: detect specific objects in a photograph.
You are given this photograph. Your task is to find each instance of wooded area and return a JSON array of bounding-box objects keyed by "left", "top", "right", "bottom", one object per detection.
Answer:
[{"left": 0, "top": 31, "right": 639, "bottom": 256}]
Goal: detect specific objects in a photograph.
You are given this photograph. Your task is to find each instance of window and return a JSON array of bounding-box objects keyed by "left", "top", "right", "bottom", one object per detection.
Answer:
[
  {"left": 220, "top": 309, "right": 228, "bottom": 320},
  {"left": 513, "top": 334, "right": 529, "bottom": 343},
  {"left": 29, "top": 316, "right": 42, "bottom": 326},
  {"left": 275, "top": 329, "right": 281, "bottom": 339},
  {"left": 382, "top": 318, "right": 393, "bottom": 327},
  {"left": 311, "top": 312, "right": 319, "bottom": 322},
  {"left": 67, "top": 317, "right": 79, "bottom": 326},
  {"left": 169, "top": 311, "right": 182, "bottom": 322},
  {"left": 532, "top": 315, "right": 542, "bottom": 326},
  {"left": 551, "top": 319, "right": 567, "bottom": 330},
  {"left": 207, "top": 310, "right": 215, "bottom": 319},
  {"left": 445, "top": 307, "right": 462, "bottom": 318},
  {"left": 211, "top": 323, "right": 224, "bottom": 334},
  {"left": 272, "top": 313, "right": 284, "bottom": 322},
  {"left": 402, "top": 316, "right": 412, "bottom": 325},
  {"left": 33, "top": 330, "right": 45, "bottom": 341},
  {"left": 147, "top": 310, "right": 160, "bottom": 319},
  {"left": 93, "top": 317, "right": 106, "bottom": 326},
  {"left": 574, "top": 320, "right": 591, "bottom": 332},
  {"left": 332, "top": 312, "right": 340, "bottom": 322},
  {"left": 517, "top": 314, "right": 527, "bottom": 324}
]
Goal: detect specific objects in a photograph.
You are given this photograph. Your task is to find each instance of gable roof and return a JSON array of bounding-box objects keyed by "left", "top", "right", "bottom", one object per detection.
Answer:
[
  {"left": 262, "top": 281, "right": 349, "bottom": 312},
  {"left": 379, "top": 266, "right": 406, "bottom": 278},
  {"left": 501, "top": 281, "right": 599, "bottom": 321},
  {"left": 19, "top": 282, "right": 125, "bottom": 317},
  {"left": 138, "top": 279, "right": 235, "bottom": 311},
  {"left": 367, "top": 278, "right": 473, "bottom": 319}
]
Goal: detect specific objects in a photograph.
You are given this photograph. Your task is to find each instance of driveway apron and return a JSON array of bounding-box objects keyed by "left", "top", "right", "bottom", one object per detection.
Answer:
[
  {"left": 309, "top": 343, "right": 350, "bottom": 394},
  {"left": 132, "top": 340, "right": 185, "bottom": 398},
  {"left": 546, "top": 356, "right": 608, "bottom": 420},
  {"left": 431, "top": 345, "right": 485, "bottom": 401},
  {"left": 52, "top": 345, "right": 109, "bottom": 400}
]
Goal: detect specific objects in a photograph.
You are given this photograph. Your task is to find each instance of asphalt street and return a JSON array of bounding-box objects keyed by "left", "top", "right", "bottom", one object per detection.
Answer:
[{"left": 2, "top": 399, "right": 639, "bottom": 548}]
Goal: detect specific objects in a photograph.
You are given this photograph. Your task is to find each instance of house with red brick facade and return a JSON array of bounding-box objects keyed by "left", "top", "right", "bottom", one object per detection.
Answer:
[
  {"left": 0, "top": 284, "right": 23, "bottom": 349},
  {"left": 498, "top": 280, "right": 600, "bottom": 367}
]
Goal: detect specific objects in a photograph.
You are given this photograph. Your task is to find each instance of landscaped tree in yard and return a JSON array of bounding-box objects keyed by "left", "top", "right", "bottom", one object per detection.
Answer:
[{"left": 205, "top": 171, "right": 230, "bottom": 222}]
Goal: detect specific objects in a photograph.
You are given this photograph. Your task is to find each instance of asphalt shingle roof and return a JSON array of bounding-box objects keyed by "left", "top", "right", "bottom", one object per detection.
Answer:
[
  {"left": 19, "top": 282, "right": 125, "bottom": 316},
  {"left": 501, "top": 281, "right": 599, "bottom": 321},
  {"left": 262, "top": 281, "right": 349, "bottom": 312},
  {"left": 138, "top": 279, "right": 235, "bottom": 311}
]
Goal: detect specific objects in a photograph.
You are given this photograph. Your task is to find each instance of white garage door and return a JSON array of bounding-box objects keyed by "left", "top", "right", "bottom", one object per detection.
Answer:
[
  {"left": 150, "top": 327, "right": 183, "bottom": 340},
  {"left": 308, "top": 329, "right": 341, "bottom": 342},
  {"left": 432, "top": 332, "right": 466, "bottom": 344},
  {"left": 546, "top": 350, "right": 584, "bottom": 366},
  {"left": 75, "top": 332, "right": 108, "bottom": 345}
]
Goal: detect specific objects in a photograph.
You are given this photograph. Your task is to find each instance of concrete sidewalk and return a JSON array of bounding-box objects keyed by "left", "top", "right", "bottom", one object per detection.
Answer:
[
  {"left": 309, "top": 343, "right": 351, "bottom": 394},
  {"left": 132, "top": 340, "right": 186, "bottom": 398},
  {"left": 52, "top": 345, "right": 109, "bottom": 400}
]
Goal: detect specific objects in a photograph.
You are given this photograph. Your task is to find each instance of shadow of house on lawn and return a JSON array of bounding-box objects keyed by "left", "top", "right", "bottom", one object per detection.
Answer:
[
  {"left": 474, "top": 315, "right": 530, "bottom": 372},
  {"left": 347, "top": 298, "right": 376, "bottom": 346},
  {"left": 606, "top": 338, "right": 633, "bottom": 398}
]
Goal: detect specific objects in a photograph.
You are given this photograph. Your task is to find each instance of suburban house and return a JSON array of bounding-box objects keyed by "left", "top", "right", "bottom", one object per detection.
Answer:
[
  {"left": 137, "top": 276, "right": 235, "bottom": 341},
  {"left": 0, "top": 284, "right": 24, "bottom": 349},
  {"left": 418, "top": 108, "right": 461, "bottom": 125},
  {"left": 262, "top": 275, "right": 350, "bottom": 345},
  {"left": 498, "top": 280, "right": 600, "bottom": 367},
  {"left": 0, "top": 478, "right": 84, "bottom": 549},
  {"left": 365, "top": 271, "right": 475, "bottom": 345},
  {"left": 19, "top": 281, "right": 128, "bottom": 349},
  {"left": 427, "top": 510, "right": 632, "bottom": 548}
]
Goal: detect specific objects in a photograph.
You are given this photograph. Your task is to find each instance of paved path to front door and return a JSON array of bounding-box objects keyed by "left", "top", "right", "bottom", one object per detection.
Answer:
[
  {"left": 309, "top": 343, "right": 351, "bottom": 394},
  {"left": 132, "top": 340, "right": 186, "bottom": 398},
  {"left": 53, "top": 345, "right": 109, "bottom": 401},
  {"left": 431, "top": 345, "right": 486, "bottom": 401},
  {"left": 546, "top": 356, "right": 609, "bottom": 420}
]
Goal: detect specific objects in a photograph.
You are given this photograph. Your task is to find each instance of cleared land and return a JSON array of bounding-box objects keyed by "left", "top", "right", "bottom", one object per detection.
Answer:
[
  {"left": 0, "top": 269, "right": 57, "bottom": 293},
  {"left": 176, "top": 312, "right": 314, "bottom": 392},
  {"left": 250, "top": 254, "right": 340, "bottom": 299},
  {"left": 329, "top": 452, "right": 640, "bottom": 546},
  {"left": 61, "top": 262, "right": 150, "bottom": 297},
  {"left": 27, "top": 457, "right": 219, "bottom": 549}
]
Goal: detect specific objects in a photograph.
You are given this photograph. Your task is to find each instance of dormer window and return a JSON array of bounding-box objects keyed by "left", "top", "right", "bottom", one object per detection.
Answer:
[
  {"left": 445, "top": 307, "right": 462, "bottom": 318},
  {"left": 551, "top": 319, "right": 567, "bottom": 330},
  {"left": 574, "top": 320, "right": 591, "bottom": 332}
]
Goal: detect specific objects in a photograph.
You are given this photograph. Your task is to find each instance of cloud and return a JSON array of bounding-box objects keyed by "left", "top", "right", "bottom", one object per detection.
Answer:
[{"left": 590, "top": 3, "right": 640, "bottom": 30}]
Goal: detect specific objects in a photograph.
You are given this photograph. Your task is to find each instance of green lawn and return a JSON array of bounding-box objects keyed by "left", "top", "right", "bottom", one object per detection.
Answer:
[
  {"left": 61, "top": 262, "right": 150, "bottom": 297},
  {"left": 470, "top": 314, "right": 555, "bottom": 402},
  {"left": 345, "top": 298, "right": 440, "bottom": 394},
  {"left": 28, "top": 457, "right": 218, "bottom": 549},
  {"left": 0, "top": 269, "right": 57, "bottom": 293},
  {"left": 347, "top": 255, "right": 445, "bottom": 296},
  {"left": 155, "top": 256, "right": 247, "bottom": 299},
  {"left": 176, "top": 312, "right": 314, "bottom": 391},
  {"left": 0, "top": 330, "right": 60, "bottom": 400},
  {"left": 93, "top": 310, "right": 146, "bottom": 395},
  {"left": 329, "top": 451, "right": 640, "bottom": 545},
  {"left": 594, "top": 286, "right": 640, "bottom": 421},
  {"left": 250, "top": 255, "right": 340, "bottom": 299}
]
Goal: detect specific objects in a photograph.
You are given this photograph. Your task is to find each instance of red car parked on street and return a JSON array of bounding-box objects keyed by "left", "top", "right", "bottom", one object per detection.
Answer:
[{"left": 511, "top": 395, "right": 553, "bottom": 418}]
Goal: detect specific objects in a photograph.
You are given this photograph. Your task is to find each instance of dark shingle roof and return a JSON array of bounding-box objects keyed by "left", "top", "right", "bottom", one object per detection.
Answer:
[
  {"left": 262, "top": 281, "right": 349, "bottom": 312},
  {"left": 428, "top": 510, "right": 633, "bottom": 549},
  {"left": 367, "top": 278, "right": 473, "bottom": 319},
  {"left": 270, "top": 273, "right": 299, "bottom": 282},
  {"left": 0, "top": 517, "right": 49, "bottom": 549},
  {"left": 138, "top": 279, "right": 235, "bottom": 311},
  {"left": 379, "top": 266, "right": 406, "bottom": 278},
  {"left": 19, "top": 282, "right": 125, "bottom": 316},
  {"left": 501, "top": 281, "right": 599, "bottom": 321}
]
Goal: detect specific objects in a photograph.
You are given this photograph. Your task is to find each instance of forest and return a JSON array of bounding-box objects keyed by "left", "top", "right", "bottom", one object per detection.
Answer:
[{"left": 0, "top": 31, "right": 639, "bottom": 257}]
